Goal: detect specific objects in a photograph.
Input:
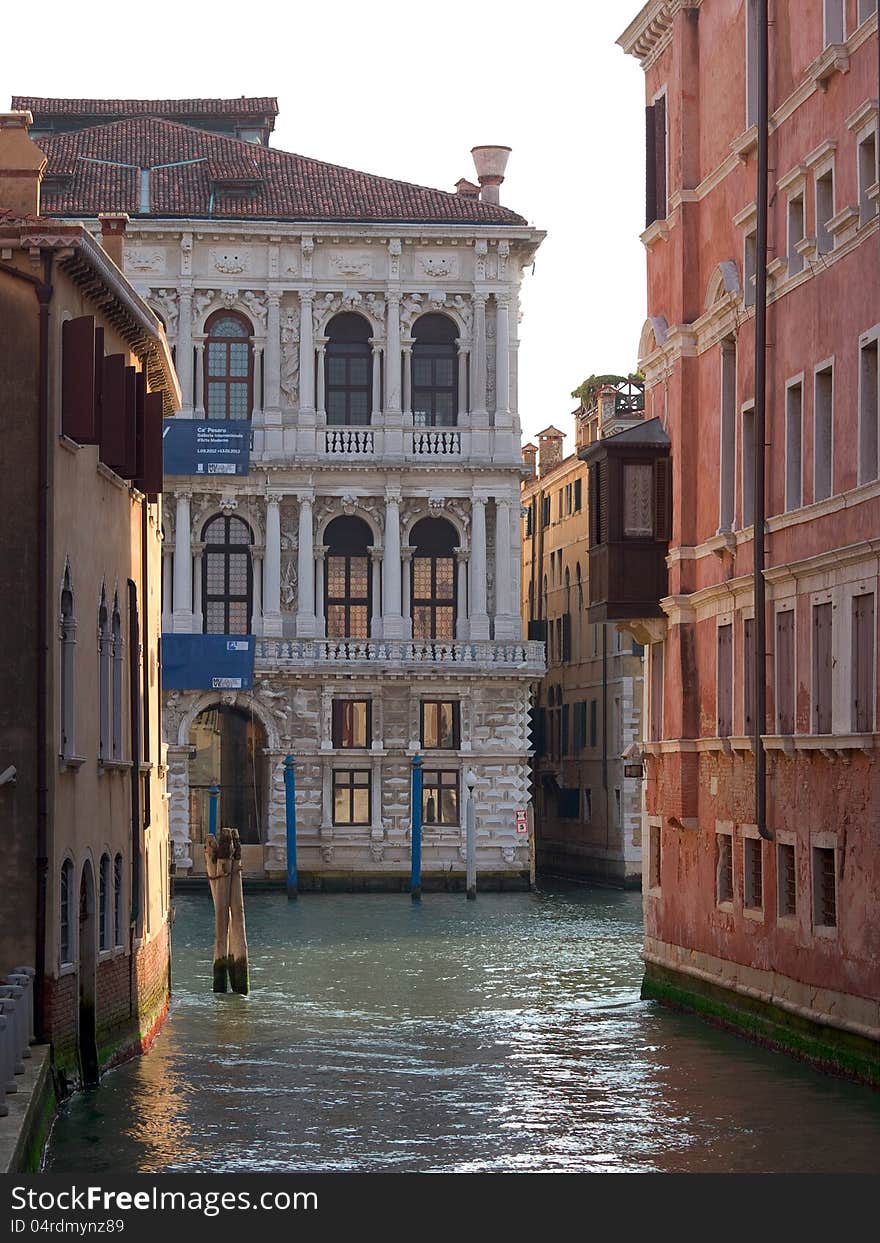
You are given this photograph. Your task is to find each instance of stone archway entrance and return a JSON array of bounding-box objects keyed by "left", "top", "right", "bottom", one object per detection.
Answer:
[
  {"left": 189, "top": 704, "right": 266, "bottom": 849},
  {"left": 78, "top": 860, "right": 99, "bottom": 1086}
]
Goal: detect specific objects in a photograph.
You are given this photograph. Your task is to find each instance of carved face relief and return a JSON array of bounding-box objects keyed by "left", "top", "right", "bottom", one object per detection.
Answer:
[
  {"left": 211, "top": 248, "right": 250, "bottom": 275},
  {"left": 419, "top": 253, "right": 457, "bottom": 279},
  {"left": 126, "top": 247, "right": 165, "bottom": 274},
  {"left": 330, "top": 253, "right": 373, "bottom": 279}
]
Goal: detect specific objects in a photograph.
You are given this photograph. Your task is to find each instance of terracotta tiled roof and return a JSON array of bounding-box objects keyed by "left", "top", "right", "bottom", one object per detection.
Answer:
[
  {"left": 13, "top": 96, "right": 278, "bottom": 119},
  {"left": 33, "top": 118, "right": 527, "bottom": 225}
]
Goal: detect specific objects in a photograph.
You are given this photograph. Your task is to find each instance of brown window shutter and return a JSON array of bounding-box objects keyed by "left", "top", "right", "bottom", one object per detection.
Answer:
[
  {"left": 562, "top": 612, "right": 572, "bottom": 662},
  {"left": 61, "top": 316, "right": 97, "bottom": 443},
  {"left": 100, "top": 354, "right": 127, "bottom": 473},
  {"left": 122, "top": 365, "right": 138, "bottom": 478},
  {"left": 812, "top": 602, "right": 832, "bottom": 734},
  {"left": 853, "top": 593, "right": 876, "bottom": 733},
  {"left": 654, "top": 456, "right": 671, "bottom": 541},
  {"left": 139, "top": 392, "right": 164, "bottom": 497},
  {"left": 597, "top": 460, "right": 608, "bottom": 543},
  {"left": 645, "top": 104, "right": 657, "bottom": 226},
  {"left": 717, "top": 624, "right": 733, "bottom": 737},
  {"left": 654, "top": 95, "right": 667, "bottom": 220},
  {"left": 744, "top": 617, "right": 755, "bottom": 735},
  {"left": 776, "top": 610, "right": 795, "bottom": 735},
  {"left": 93, "top": 326, "right": 105, "bottom": 445},
  {"left": 133, "top": 370, "right": 146, "bottom": 484},
  {"left": 331, "top": 700, "right": 342, "bottom": 749}
]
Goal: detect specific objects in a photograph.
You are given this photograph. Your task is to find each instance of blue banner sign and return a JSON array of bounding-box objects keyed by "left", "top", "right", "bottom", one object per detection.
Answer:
[
  {"left": 163, "top": 418, "right": 251, "bottom": 476},
  {"left": 162, "top": 634, "right": 256, "bottom": 691}
]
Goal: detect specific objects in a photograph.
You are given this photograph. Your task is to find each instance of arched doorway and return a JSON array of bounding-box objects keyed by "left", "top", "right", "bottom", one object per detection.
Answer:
[
  {"left": 189, "top": 705, "right": 266, "bottom": 845},
  {"left": 78, "top": 860, "right": 99, "bottom": 1087},
  {"left": 324, "top": 515, "right": 372, "bottom": 638},
  {"left": 410, "top": 517, "right": 457, "bottom": 639}
]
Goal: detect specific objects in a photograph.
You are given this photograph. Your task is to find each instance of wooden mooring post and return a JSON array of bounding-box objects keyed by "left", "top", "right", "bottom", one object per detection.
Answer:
[{"left": 205, "top": 826, "right": 249, "bottom": 995}]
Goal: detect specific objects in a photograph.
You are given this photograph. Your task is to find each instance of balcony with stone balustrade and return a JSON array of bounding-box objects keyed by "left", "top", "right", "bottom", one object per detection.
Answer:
[{"left": 254, "top": 637, "right": 545, "bottom": 676}]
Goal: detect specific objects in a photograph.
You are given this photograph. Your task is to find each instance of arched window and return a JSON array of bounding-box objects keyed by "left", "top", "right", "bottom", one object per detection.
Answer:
[
  {"left": 98, "top": 590, "right": 110, "bottom": 761},
  {"left": 190, "top": 704, "right": 266, "bottom": 844},
  {"left": 113, "top": 853, "right": 124, "bottom": 947},
  {"left": 60, "top": 567, "right": 76, "bottom": 760},
  {"left": 412, "top": 314, "right": 458, "bottom": 427},
  {"left": 111, "top": 597, "right": 123, "bottom": 760},
  {"left": 326, "top": 313, "right": 372, "bottom": 426},
  {"left": 60, "top": 858, "right": 74, "bottom": 965},
  {"left": 410, "top": 517, "right": 457, "bottom": 640},
  {"left": 205, "top": 311, "right": 253, "bottom": 419},
  {"left": 99, "top": 853, "right": 110, "bottom": 951},
  {"left": 325, "top": 516, "right": 372, "bottom": 638},
  {"left": 203, "top": 515, "right": 253, "bottom": 634}
]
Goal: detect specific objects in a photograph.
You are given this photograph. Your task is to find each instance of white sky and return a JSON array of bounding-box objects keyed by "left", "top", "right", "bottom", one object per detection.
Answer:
[{"left": 6, "top": 0, "right": 647, "bottom": 452}]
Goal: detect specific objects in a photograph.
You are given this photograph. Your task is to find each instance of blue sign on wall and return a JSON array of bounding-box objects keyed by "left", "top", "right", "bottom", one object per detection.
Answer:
[
  {"left": 162, "top": 634, "right": 256, "bottom": 691},
  {"left": 163, "top": 419, "right": 251, "bottom": 477}
]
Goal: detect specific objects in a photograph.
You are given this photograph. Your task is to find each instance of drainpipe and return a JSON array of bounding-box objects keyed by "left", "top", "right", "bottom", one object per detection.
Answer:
[{"left": 753, "top": 0, "right": 773, "bottom": 842}]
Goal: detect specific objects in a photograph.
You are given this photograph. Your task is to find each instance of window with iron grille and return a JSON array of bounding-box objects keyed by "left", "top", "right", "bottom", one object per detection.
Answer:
[
  {"left": 113, "top": 853, "right": 124, "bottom": 947},
  {"left": 205, "top": 312, "right": 253, "bottom": 419},
  {"left": 421, "top": 701, "right": 460, "bottom": 749},
  {"left": 99, "top": 853, "right": 110, "bottom": 951},
  {"left": 812, "top": 846, "right": 837, "bottom": 927},
  {"left": 777, "top": 842, "right": 797, "bottom": 918},
  {"left": 423, "top": 770, "right": 459, "bottom": 826},
  {"left": 716, "top": 833, "right": 733, "bottom": 905},
  {"left": 60, "top": 858, "right": 74, "bottom": 965},
  {"left": 203, "top": 514, "right": 253, "bottom": 634},
  {"left": 333, "top": 769, "right": 371, "bottom": 826},
  {"left": 743, "top": 836, "right": 763, "bottom": 910},
  {"left": 649, "top": 823, "right": 662, "bottom": 889},
  {"left": 332, "top": 700, "right": 371, "bottom": 749}
]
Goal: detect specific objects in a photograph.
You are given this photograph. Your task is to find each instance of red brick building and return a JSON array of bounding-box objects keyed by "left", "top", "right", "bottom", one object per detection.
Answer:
[{"left": 593, "top": 0, "right": 879, "bottom": 1080}]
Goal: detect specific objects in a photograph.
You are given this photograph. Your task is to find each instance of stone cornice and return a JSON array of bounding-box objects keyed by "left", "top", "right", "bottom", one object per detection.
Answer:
[{"left": 617, "top": 0, "right": 702, "bottom": 70}]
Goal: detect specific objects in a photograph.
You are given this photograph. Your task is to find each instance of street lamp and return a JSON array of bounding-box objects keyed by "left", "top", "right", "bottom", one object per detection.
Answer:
[{"left": 465, "top": 770, "right": 477, "bottom": 900}]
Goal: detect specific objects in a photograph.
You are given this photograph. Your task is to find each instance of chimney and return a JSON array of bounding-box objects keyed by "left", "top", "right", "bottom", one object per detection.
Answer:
[
  {"left": 455, "top": 177, "right": 481, "bottom": 199},
  {"left": 0, "top": 111, "right": 46, "bottom": 218},
  {"left": 537, "top": 426, "right": 565, "bottom": 477},
  {"left": 98, "top": 212, "right": 129, "bottom": 269},
  {"left": 521, "top": 443, "right": 538, "bottom": 477},
  {"left": 470, "top": 145, "right": 511, "bottom": 205}
]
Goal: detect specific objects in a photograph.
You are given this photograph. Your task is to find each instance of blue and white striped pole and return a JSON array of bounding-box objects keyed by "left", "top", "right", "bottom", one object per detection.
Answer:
[
  {"left": 410, "top": 754, "right": 423, "bottom": 901},
  {"left": 284, "top": 754, "right": 298, "bottom": 899}
]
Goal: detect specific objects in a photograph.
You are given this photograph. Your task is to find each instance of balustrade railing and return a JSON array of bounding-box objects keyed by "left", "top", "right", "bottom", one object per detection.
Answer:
[
  {"left": 256, "top": 638, "right": 544, "bottom": 669},
  {"left": 0, "top": 966, "right": 35, "bottom": 1115},
  {"left": 324, "top": 428, "right": 375, "bottom": 456},
  {"left": 410, "top": 429, "right": 462, "bottom": 456}
]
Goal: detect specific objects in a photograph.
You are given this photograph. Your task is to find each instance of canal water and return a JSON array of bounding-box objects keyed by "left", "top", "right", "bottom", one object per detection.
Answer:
[{"left": 46, "top": 885, "right": 880, "bottom": 1174}]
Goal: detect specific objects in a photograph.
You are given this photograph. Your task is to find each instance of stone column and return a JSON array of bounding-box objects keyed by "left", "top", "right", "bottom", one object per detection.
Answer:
[
  {"left": 177, "top": 287, "right": 193, "bottom": 414},
  {"left": 370, "top": 340, "right": 383, "bottom": 420},
  {"left": 456, "top": 340, "right": 469, "bottom": 419},
  {"left": 454, "top": 548, "right": 469, "bottom": 640},
  {"left": 172, "top": 492, "right": 193, "bottom": 632},
  {"left": 494, "top": 294, "right": 510, "bottom": 421},
  {"left": 315, "top": 336, "right": 328, "bottom": 422},
  {"left": 265, "top": 293, "right": 281, "bottom": 415},
  {"left": 402, "top": 338, "right": 414, "bottom": 419},
  {"left": 382, "top": 490, "right": 403, "bottom": 638},
  {"left": 161, "top": 546, "right": 173, "bottom": 631},
  {"left": 296, "top": 492, "right": 316, "bottom": 637},
  {"left": 401, "top": 545, "right": 415, "bottom": 639},
  {"left": 192, "top": 541, "right": 205, "bottom": 633},
  {"left": 471, "top": 296, "right": 487, "bottom": 421},
  {"left": 263, "top": 493, "right": 283, "bottom": 636},
  {"left": 386, "top": 295, "right": 401, "bottom": 415},
  {"left": 299, "top": 291, "right": 315, "bottom": 417},
  {"left": 314, "top": 544, "right": 327, "bottom": 638},
  {"left": 368, "top": 547, "right": 383, "bottom": 639},
  {"left": 252, "top": 344, "right": 264, "bottom": 418},
  {"left": 493, "top": 498, "right": 518, "bottom": 639},
  {"left": 251, "top": 547, "right": 264, "bottom": 635},
  {"left": 321, "top": 760, "right": 333, "bottom": 832},
  {"left": 469, "top": 496, "right": 489, "bottom": 639},
  {"left": 194, "top": 341, "right": 205, "bottom": 417}
]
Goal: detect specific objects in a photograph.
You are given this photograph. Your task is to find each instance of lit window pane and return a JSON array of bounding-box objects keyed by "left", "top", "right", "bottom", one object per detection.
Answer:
[
  {"left": 207, "top": 383, "right": 226, "bottom": 415},
  {"left": 349, "top": 606, "right": 368, "bottom": 637},
  {"left": 228, "top": 602, "right": 248, "bottom": 631},
  {"left": 441, "top": 788, "right": 458, "bottom": 824},
  {"left": 327, "top": 605, "right": 347, "bottom": 637},
  {"left": 435, "top": 558, "right": 454, "bottom": 593},
  {"left": 228, "top": 342, "right": 249, "bottom": 377},
  {"left": 353, "top": 788, "right": 370, "bottom": 824},
  {"left": 435, "top": 608, "right": 454, "bottom": 639},
  {"left": 413, "top": 607, "right": 431, "bottom": 639},
  {"left": 349, "top": 558, "right": 368, "bottom": 594},
  {"left": 439, "top": 702, "right": 454, "bottom": 748},
  {"left": 334, "top": 786, "right": 350, "bottom": 823},
  {"left": 207, "top": 343, "right": 226, "bottom": 375}
]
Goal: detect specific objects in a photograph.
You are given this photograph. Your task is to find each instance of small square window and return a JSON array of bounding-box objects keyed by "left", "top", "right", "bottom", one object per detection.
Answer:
[
  {"left": 332, "top": 699, "right": 371, "bottom": 749},
  {"left": 333, "top": 769, "right": 371, "bottom": 826},
  {"left": 421, "top": 701, "right": 460, "bottom": 749}
]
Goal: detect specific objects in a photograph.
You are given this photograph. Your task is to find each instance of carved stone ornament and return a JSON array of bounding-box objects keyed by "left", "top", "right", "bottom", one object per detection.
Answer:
[
  {"left": 148, "top": 288, "right": 179, "bottom": 336},
  {"left": 399, "top": 294, "right": 424, "bottom": 333},
  {"left": 211, "top": 248, "right": 250, "bottom": 275},
  {"left": 126, "top": 247, "right": 164, "bottom": 274},
  {"left": 194, "top": 289, "right": 217, "bottom": 318},
  {"left": 427, "top": 496, "right": 445, "bottom": 515},
  {"left": 341, "top": 494, "right": 358, "bottom": 516},
  {"left": 320, "top": 843, "right": 334, "bottom": 863},
  {"left": 219, "top": 495, "right": 239, "bottom": 512},
  {"left": 242, "top": 290, "right": 268, "bottom": 328},
  {"left": 331, "top": 253, "right": 372, "bottom": 278},
  {"left": 419, "top": 253, "right": 456, "bottom": 278},
  {"left": 280, "top": 311, "right": 300, "bottom": 405},
  {"left": 281, "top": 560, "right": 298, "bottom": 607},
  {"left": 369, "top": 841, "right": 384, "bottom": 862},
  {"left": 364, "top": 293, "right": 386, "bottom": 326}
]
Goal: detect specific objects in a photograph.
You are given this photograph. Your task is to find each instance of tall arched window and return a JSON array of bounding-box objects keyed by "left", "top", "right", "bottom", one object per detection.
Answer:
[
  {"left": 412, "top": 314, "right": 458, "bottom": 427},
  {"left": 98, "top": 589, "right": 110, "bottom": 761},
  {"left": 60, "top": 858, "right": 74, "bottom": 965},
  {"left": 203, "top": 515, "right": 253, "bottom": 634},
  {"left": 60, "top": 567, "right": 76, "bottom": 760},
  {"left": 325, "top": 313, "right": 372, "bottom": 426},
  {"left": 99, "top": 852, "right": 110, "bottom": 951},
  {"left": 111, "top": 597, "right": 124, "bottom": 760},
  {"left": 113, "top": 853, "right": 124, "bottom": 947},
  {"left": 325, "top": 516, "right": 371, "bottom": 638},
  {"left": 205, "top": 311, "right": 253, "bottom": 419},
  {"left": 411, "top": 517, "right": 457, "bottom": 640}
]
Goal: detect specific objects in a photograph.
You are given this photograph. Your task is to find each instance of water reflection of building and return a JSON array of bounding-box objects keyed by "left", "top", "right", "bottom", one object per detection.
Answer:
[
  {"left": 19, "top": 95, "right": 547, "bottom": 885},
  {"left": 520, "top": 382, "right": 646, "bottom": 886}
]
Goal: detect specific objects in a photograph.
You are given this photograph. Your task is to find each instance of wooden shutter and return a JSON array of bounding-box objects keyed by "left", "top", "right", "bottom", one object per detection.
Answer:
[
  {"left": 100, "top": 353, "right": 127, "bottom": 472},
  {"left": 645, "top": 104, "right": 657, "bottom": 226},
  {"left": 654, "top": 95, "right": 667, "bottom": 220},
  {"left": 93, "top": 326, "right": 105, "bottom": 445},
  {"left": 122, "top": 365, "right": 138, "bottom": 478},
  {"left": 61, "top": 316, "right": 97, "bottom": 443},
  {"left": 776, "top": 610, "right": 795, "bottom": 735},
  {"left": 852, "top": 593, "right": 876, "bottom": 733},
  {"left": 812, "top": 602, "right": 833, "bottom": 734},
  {"left": 562, "top": 612, "right": 572, "bottom": 662},
  {"left": 139, "top": 392, "right": 164, "bottom": 498},
  {"left": 561, "top": 704, "right": 570, "bottom": 755},
  {"left": 133, "top": 370, "right": 146, "bottom": 483},
  {"left": 717, "top": 624, "right": 733, "bottom": 737},
  {"left": 589, "top": 698, "right": 598, "bottom": 747},
  {"left": 744, "top": 617, "right": 755, "bottom": 736},
  {"left": 654, "top": 456, "right": 671, "bottom": 541}
]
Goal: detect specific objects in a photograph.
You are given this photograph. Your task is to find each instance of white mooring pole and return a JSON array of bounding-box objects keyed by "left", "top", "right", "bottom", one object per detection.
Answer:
[{"left": 465, "top": 769, "right": 477, "bottom": 900}]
